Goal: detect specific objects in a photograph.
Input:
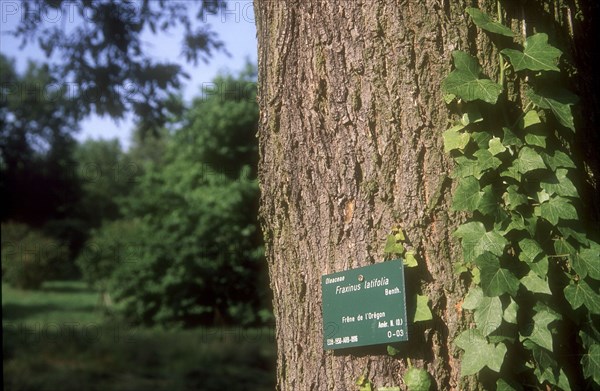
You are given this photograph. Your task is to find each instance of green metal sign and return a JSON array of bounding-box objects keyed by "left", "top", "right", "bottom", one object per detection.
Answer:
[{"left": 321, "top": 260, "right": 408, "bottom": 350}]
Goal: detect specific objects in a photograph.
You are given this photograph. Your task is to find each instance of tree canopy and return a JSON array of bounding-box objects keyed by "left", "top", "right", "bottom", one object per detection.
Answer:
[{"left": 9, "top": 0, "right": 227, "bottom": 133}]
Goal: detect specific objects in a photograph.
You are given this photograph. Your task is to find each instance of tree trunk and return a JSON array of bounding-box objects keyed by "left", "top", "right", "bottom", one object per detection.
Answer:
[{"left": 254, "top": 1, "right": 595, "bottom": 390}]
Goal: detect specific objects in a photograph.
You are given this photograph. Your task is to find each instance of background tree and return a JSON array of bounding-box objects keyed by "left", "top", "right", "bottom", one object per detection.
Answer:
[
  {"left": 10, "top": 0, "right": 227, "bottom": 134},
  {"left": 254, "top": 0, "right": 599, "bottom": 389},
  {"left": 73, "top": 139, "right": 136, "bottom": 229},
  {"left": 110, "top": 68, "right": 268, "bottom": 327},
  {"left": 2, "top": 221, "right": 68, "bottom": 289},
  {"left": 0, "top": 54, "right": 80, "bottom": 226}
]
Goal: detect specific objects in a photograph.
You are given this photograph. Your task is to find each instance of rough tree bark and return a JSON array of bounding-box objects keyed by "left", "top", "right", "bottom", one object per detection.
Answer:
[{"left": 254, "top": 1, "right": 598, "bottom": 390}]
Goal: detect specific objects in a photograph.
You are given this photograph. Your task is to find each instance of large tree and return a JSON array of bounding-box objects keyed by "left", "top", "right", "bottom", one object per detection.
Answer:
[
  {"left": 254, "top": 0, "right": 599, "bottom": 390},
  {"left": 9, "top": 0, "right": 227, "bottom": 133}
]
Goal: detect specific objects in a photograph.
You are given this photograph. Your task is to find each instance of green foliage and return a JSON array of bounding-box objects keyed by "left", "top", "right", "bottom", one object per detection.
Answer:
[
  {"left": 0, "top": 54, "right": 81, "bottom": 229},
  {"left": 10, "top": 0, "right": 228, "bottom": 133},
  {"left": 111, "top": 68, "right": 268, "bottom": 327},
  {"left": 73, "top": 139, "right": 138, "bottom": 229},
  {"left": 454, "top": 329, "right": 507, "bottom": 376},
  {"left": 442, "top": 51, "right": 503, "bottom": 104},
  {"left": 76, "top": 219, "right": 144, "bottom": 290},
  {"left": 1, "top": 222, "right": 67, "bottom": 289},
  {"left": 444, "top": 7, "right": 600, "bottom": 390},
  {"left": 465, "top": 7, "right": 514, "bottom": 37},
  {"left": 412, "top": 294, "right": 433, "bottom": 323},
  {"left": 383, "top": 227, "right": 432, "bottom": 323},
  {"left": 501, "top": 33, "right": 562, "bottom": 72},
  {"left": 355, "top": 375, "right": 374, "bottom": 391},
  {"left": 403, "top": 367, "right": 432, "bottom": 391}
]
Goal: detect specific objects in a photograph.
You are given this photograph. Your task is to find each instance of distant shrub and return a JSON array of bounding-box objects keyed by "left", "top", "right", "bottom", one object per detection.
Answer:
[
  {"left": 1, "top": 222, "right": 67, "bottom": 289},
  {"left": 76, "top": 219, "right": 145, "bottom": 291}
]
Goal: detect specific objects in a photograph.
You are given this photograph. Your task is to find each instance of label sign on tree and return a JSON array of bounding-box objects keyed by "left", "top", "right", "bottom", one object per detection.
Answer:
[{"left": 321, "top": 260, "right": 408, "bottom": 350}]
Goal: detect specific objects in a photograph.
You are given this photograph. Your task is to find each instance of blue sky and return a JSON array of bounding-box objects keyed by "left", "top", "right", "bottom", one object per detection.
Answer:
[{"left": 0, "top": 0, "right": 258, "bottom": 149}]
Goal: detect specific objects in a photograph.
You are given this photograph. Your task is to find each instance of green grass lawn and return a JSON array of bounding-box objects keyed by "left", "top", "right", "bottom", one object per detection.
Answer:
[
  {"left": 3, "top": 281, "right": 276, "bottom": 391},
  {"left": 3, "top": 280, "right": 102, "bottom": 327}
]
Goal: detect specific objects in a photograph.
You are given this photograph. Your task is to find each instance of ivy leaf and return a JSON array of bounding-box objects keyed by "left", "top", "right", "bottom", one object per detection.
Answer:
[
  {"left": 454, "top": 221, "right": 486, "bottom": 244},
  {"left": 530, "top": 258, "right": 549, "bottom": 278},
  {"left": 443, "top": 126, "right": 470, "bottom": 153},
  {"left": 554, "top": 236, "right": 577, "bottom": 260},
  {"left": 465, "top": 7, "right": 515, "bottom": 37},
  {"left": 520, "top": 271, "right": 552, "bottom": 295},
  {"left": 524, "top": 216, "right": 539, "bottom": 237},
  {"left": 582, "top": 344, "right": 600, "bottom": 384},
  {"left": 503, "top": 298, "right": 519, "bottom": 324},
  {"left": 540, "top": 169, "right": 578, "bottom": 198},
  {"left": 524, "top": 130, "right": 547, "bottom": 149},
  {"left": 500, "top": 161, "right": 522, "bottom": 182},
  {"left": 496, "top": 378, "right": 523, "bottom": 391},
  {"left": 537, "top": 189, "right": 551, "bottom": 204},
  {"left": 558, "top": 224, "right": 590, "bottom": 246},
  {"left": 456, "top": 329, "right": 507, "bottom": 375},
  {"left": 579, "top": 245, "right": 600, "bottom": 280},
  {"left": 527, "top": 87, "right": 578, "bottom": 131},
  {"left": 442, "top": 51, "right": 503, "bottom": 104},
  {"left": 520, "top": 110, "right": 542, "bottom": 129},
  {"left": 487, "top": 342, "right": 508, "bottom": 372},
  {"left": 518, "top": 238, "right": 543, "bottom": 263},
  {"left": 452, "top": 155, "right": 478, "bottom": 178},
  {"left": 443, "top": 93, "right": 456, "bottom": 104},
  {"left": 452, "top": 177, "right": 482, "bottom": 211},
  {"left": 454, "top": 222, "right": 483, "bottom": 262},
  {"left": 539, "top": 196, "right": 578, "bottom": 225},
  {"left": 473, "top": 149, "right": 502, "bottom": 178},
  {"left": 403, "top": 367, "right": 432, "bottom": 391},
  {"left": 454, "top": 222, "right": 507, "bottom": 261},
  {"left": 356, "top": 375, "right": 373, "bottom": 391},
  {"left": 472, "top": 131, "right": 493, "bottom": 149},
  {"left": 565, "top": 280, "right": 600, "bottom": 314},
  {"left": 540, "top": 149, "right": 576, "bottom": 171},
  {"left": 474, "top": 296, "right": 503, "bottom": 335},
  {"left": 387, "top": 344, "right": 401, "bottom": 356},
  {"left": 475, "top": 229, "right": 508, "bottom": 258},
  {"left": 384, "top": 235, "right": 404, "bottom": 254},
  {"left": 413, "top": 294, "right": 433, "bottom": 322},
  {"left": 488, "top": 137, "right": 506, "bottom": 155},
  {"left": 404, "top": 251, "right": 418, "bottom": 268},
  {"left": 504, "top": 186, "right": 528, "bottom": 210},
  {"left": 504, "top": 212, "right": 527, "bottom": 234},
  {"left": 521, "top": 306, "right": 559, "bottom": 351},
  {"left": 477, "top": 185, "right": 506, "bottom": 221},
  {"left": 523, "top": 339, "right": 560, "bottom": 385},
  {"left": 461, "top": 107, "right": 484, "bottom": 125},
  {"left": 456, "top": 329, "right": 488, "bottom": 375},
  {"left": 501, "top": 33, "right": 562, "bottom": 72},
  {"left": 564, "top": 281, "right": 586, "bottom": 310},
  {"left": 517, "top": 237, "right": 548, "bottom": 277},
  {"left": 463, "top": 286, "right": 483, "bottom": 310},
  {"left": 517, "top": 146, "right": 547, "bottom": 174},
  {"left": 477, "top": 252, "right": 520, "bottom": 296},
  {"left": 557, "top": 369, "right": 573, "bottom": 391},
  {"left": 454, "top": 328, "right": 484, "bottom": 350},
  {"left": 394, "top": 228, "right": 406, "bottom": 241},
  {"left": 503, "top": 127, "right": 523, "bottom": 147}
]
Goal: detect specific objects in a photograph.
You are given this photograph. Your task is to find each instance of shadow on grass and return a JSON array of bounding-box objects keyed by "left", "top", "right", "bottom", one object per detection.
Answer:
[
  {"left": 41, "top": 285, "right": 93, "bottom": 294},
  {"left": 3, "top": 324, "right": 276, "bottom": 391},
  {"left": 3, "top": 303, "right": 62, "bottom": 321},
  {"left": 3, "top": 303, "right": 99, "bottom": 322}
]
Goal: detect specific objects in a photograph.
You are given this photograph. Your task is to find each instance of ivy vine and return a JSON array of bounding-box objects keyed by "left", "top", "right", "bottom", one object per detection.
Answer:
[{"left": 443, "top": 5, "right": 600, "bottom": 390}]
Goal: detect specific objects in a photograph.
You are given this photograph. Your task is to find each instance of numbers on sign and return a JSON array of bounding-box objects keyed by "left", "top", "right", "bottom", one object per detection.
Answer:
[{"left": 387, "top": 329, "right": 405, "bottom": 338}]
